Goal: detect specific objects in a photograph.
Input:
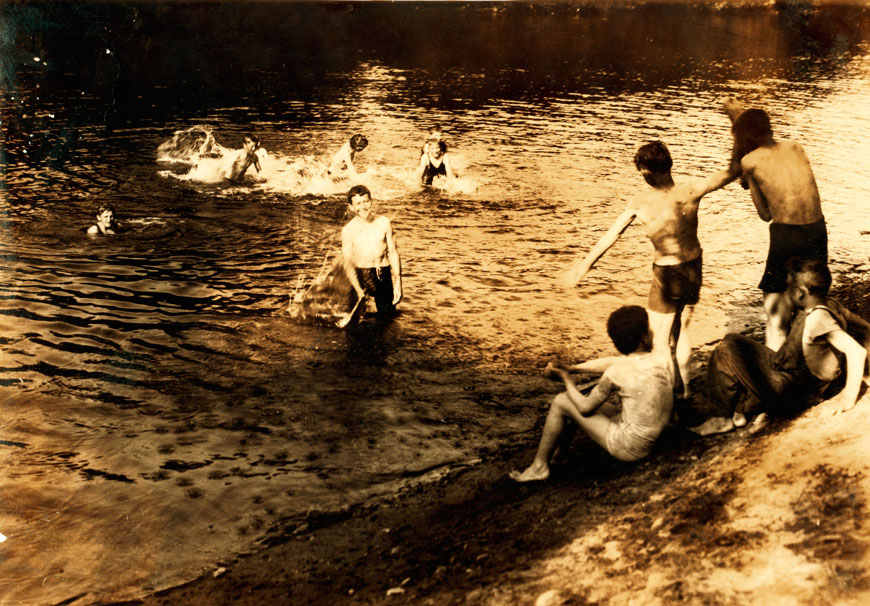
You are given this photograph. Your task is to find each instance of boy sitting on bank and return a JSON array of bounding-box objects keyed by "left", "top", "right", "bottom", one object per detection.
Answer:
[
  {"left": 510, "top": 305, "right": 675, "bottom": 482},
  {"left": 694, "top": 258, "right": 870, "bottom": 435},
  {"left": 564, "top": 141, "right": 738, "bottom": 398},
  {"left": 328, "top": 134, "right": 369, "bottom": 180},
  {"left": 228, "top": 133, "right": 261, "bottom": 182},
  {"left": 341, "top": 185, "right": 402, "bottom": 318},
  {"left": 86, "top": 204, "right": 120, "bottom": 236},
  {"left": 724, "top": 99, "right": 827, "bottom": 351}
]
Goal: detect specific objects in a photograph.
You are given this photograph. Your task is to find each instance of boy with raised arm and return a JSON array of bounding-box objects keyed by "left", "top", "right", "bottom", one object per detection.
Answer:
[
  {"left": 510, "top": 305, "right": 674, "bottom": 482},
  {"left": 341, "top": 185, "right": 402, "bottom": 318},
  {"left": 694, "top": 258, "right": 869, "bottom": 435},
  {"left": 328, "top": 134, "right": 368, "bottom": 180},
  {"left": 564, "top": 141, "right": 738, "bottom": 398},
  {"left": 228, "top": 133, "right": 261, "bottom": 182},
  {"left": 725, "top": 99, "right": 827, "bottom": 351}
]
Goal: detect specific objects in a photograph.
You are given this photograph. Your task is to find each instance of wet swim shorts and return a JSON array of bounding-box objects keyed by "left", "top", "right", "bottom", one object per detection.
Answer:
[
  {"left": 605, "top": 417, "right": 657, "bottom": 462},
  {"left": 759, "top": 218, "right": 827, "bottom": 293},
  {"left": 356, "top": 266, "right": 396, "bottom": 317},
  {"left": 648, "top": 254, "right": 702, "bottom": 314},
  {"left": 421, "top": 161, "right": 447, "bottom": 186}
]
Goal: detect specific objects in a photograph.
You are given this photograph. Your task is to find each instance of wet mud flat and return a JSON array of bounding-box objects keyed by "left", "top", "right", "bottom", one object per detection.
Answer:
[{"left": 118, "top": 274, "right": 870, "bottom": 606}]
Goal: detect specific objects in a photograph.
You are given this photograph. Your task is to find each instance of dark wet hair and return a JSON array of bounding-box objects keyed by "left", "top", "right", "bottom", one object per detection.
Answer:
[
  {"left": 429, "top": 124, "right": 442, "bottom": 135},
  {"left": 243, "top": 133, "right": 260, "bottom": 146},
  {"left": 634, "top": 141, "right": 673, "bottom": 175},
  {"left": 434, "top": 141, "right": 447, "bottom": 154},
  {"left": 346, "top": 184, "right": 371, "bottom": 204},
  {"left": 350, "top": 134, "right": 368, "bottom": 150},
  {"left": 787, "top": 257, "right": 831, "bottom": 297},
  {"left": 97, "top": 204, "right": 115, "bottom": 215},
  {"left": 732, "top": 109, "right": 773, "bottom": 159},
  {"left": 606, "top": 305, "right": 651, "bottom": 355}
]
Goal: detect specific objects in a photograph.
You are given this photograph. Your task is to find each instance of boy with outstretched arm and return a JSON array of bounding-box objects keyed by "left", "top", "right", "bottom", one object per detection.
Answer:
[
  {"left": 510, "top": 305, "right": 674, "bottom": 482},
  {"left": 724, "top": 99, "right": 827, "bottom": 351},
  {"left": 341, "top": 185, "right": 402, "bottom": 318},
  {"left": 564, "top": 141, "right": 738, "bottom": 398}
]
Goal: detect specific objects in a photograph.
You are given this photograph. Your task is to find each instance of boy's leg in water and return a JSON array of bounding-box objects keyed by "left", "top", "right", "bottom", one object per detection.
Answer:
[{"left": 510, "top": 393, "right": 614, "bottom": 482}]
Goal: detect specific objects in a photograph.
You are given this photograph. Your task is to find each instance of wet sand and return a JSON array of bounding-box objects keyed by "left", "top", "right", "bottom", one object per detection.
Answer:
[{"left": 117, "top": 274, "right": 870, "bottom": 605}]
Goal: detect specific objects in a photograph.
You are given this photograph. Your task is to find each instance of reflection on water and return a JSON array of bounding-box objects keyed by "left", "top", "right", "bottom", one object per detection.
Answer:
[{"left": 3, "top": 3, "right": 870, "bottom": 604}]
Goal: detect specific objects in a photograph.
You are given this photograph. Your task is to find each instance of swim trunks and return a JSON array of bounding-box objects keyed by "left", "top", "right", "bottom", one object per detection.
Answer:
[
  {"left": 648, "top": 254, "right": 702, "bottom": 314},
  {"left": 759, "top": 218, "right": 827, "bottom": 293},
  {"left": 421, "top": 160, "right": 447, "bottom": 186},
  {"left": 355, "top": 266, "right": 396, "bottom": 317},
  {"left": 605, "top": 417, "right": 659, "bottom": 462}
]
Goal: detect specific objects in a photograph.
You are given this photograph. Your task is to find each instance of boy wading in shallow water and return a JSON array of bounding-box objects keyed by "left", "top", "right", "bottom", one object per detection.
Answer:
[
  {"left": 564, "top": 141, "right": 738, "bottom": 398},
  {"left": 724, "top": 99, "right": 828, "bottom": 351},
  {"left": 510, "top": 306, "right": 674, "bottom": 482},
  {"left": 341, "top": 185, "right": 402, "bottom": 319},
  {"left": 329, "top": 134, "right": 369, "bottom": 180},
  {"left": 87, "top": 204, "right": 119, "bottom": 236}
]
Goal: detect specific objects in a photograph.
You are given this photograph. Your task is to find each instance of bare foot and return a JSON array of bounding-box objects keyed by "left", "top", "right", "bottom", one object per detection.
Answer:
[
  {"left": 747, "top": 412, "right": 769, "bottom": 434},
  {"left": 732, "top": 412, "right": 747, "bottom": 428},
  {"left": 687, "top": 416, "right": 734, "bottom": 436},
  {"left": 509, "top": 464, "right": 550, "bottom": 483}
]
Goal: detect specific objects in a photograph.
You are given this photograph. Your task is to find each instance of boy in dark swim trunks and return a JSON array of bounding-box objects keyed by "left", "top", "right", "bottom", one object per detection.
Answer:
[
  {"left": 510, "top": 305, "right": 674, "bottom": 482},
  {"left": 341, "top": 185, "right": 402, "bottom": 318},
  {"left": 416, "top": 140, "right": 455, "bottom": 186},
  {"left": 724, "top": 98, "right": 827, "bottom": 351},
  {"left": 565, "top": 141, "right": 738, "bottom": 398},
  {"left": 692, "top": 258, "right": 869, "bottom": 435}
]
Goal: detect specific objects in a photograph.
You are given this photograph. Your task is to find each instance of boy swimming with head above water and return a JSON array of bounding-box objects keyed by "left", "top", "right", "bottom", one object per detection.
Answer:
[
  {"left": 341, "top": 185, "right": 402, "bottom": 318},
  {"left": 87, "top": 204, "right": 119, "bottom": 236},
  {"left": 510, "top": 305, "right": 674, "bottom": 482},
  {"left": 416, "top": 139, "right": 455, "bottom": 187},
  {"left": 564, "top": 140, "right": 739, "bottom": 398},
  {"left": 228, "top": 133, "right": 261, "bottom": 182},
  {"left": 328, "top": 134, "right": 368, "bottom": 180}
]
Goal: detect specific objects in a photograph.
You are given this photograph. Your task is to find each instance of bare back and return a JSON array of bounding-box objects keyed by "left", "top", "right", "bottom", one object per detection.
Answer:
[
  {"left": 741, "top": 141, "right": 823, "bottom": 225},
  {"left": 630, "top": 182, "right": 704, "bottom": 266},
  {"left": 341, "top": 215, "right": 391, "bottom": 268}
]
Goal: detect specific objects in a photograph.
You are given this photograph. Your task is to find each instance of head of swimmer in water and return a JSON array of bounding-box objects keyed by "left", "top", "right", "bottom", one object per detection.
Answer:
[
  {"left": 242, "top": 134, "right": 260, "bottom": 154},
  {"left": 350, "top": 134, "right": 368, "bottom": 153},
  {"left": 347, "top": 184, "right": 373, "bottom": 221},
  {"left": 95, "top": 204, "right": 116, "bottom": 229},
  {"left": 634, "top": 141, "right": 673, "bottom": 187},
  {"left": 606, "top": 305, "right": 653, "bottom": 354},
  {"left": 429, "top": 140, "right": 447, "bottom": 159}
]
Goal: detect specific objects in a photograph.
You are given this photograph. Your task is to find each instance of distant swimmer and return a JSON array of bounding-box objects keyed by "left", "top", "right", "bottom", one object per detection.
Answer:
[
  {"left": 564, "top": 140, "right": 739, "bottom": 399},
  {"left": 416, "top": 140, "right": 455, "bottom": 187},
  {"left": 228, "top": 133, "right": 261, "bottom": 182},
  {"left": 723, "top": 98, "right": 828, "bottom": 352},
  {"left": 86, "top": 204, "right": 120, "bottom": 236},
  {"left": 341, "top": 184, "right": 402, "bottom": 319},
  {"left": 328, "top": 134, "right": 368, "bottom": 180},
  {"left": 510, "top": 305, "right": 675, "bottom": 482}
]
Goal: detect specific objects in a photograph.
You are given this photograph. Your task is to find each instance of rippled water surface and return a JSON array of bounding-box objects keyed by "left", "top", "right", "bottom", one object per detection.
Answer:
[{"left": 3, "top": 3, "right": 870, "bottom": 603}]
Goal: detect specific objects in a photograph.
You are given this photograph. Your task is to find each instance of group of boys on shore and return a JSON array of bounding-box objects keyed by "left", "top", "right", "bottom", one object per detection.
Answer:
[{"left": 512, "top": 97, "right": 870, "bottom": 482}]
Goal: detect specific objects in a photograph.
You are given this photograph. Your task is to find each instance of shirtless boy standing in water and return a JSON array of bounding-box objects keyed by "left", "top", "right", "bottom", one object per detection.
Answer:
[
  {"left": 724, "top": 99, "right": 827, "bottom": 351},
  {"left": 564, "top": 141, "right": 738, "bottom": 398},
  {"left": 342, "top": 185, "right": 402, "bottom": 318}
]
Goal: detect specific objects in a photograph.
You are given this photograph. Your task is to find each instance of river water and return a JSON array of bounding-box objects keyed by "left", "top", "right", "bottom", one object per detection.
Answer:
[{"left": 2, "top": 3, "right": 870, "bottom": 604}]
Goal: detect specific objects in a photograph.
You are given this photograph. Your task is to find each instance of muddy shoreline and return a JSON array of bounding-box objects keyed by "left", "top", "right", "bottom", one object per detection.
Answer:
[{"left": 117, "top": 273, "right": 870, "bottom": 606}]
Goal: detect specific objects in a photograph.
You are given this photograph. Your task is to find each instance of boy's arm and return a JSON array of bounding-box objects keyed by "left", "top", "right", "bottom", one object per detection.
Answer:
[
  {"left": 414, "top": 153, "right": 427, "bottom": 182},
  {"left": 341, "top": 230, "right": 366, "bottom": 298},
  {"left": 384, "top": 219, "right": 403, "bottom": 305},
  {"left": 550, "top": 364, "right": 611, "bottom": 415},
  {"left": 744, "top": 172, "right": 772, "bottom": 222},
  {"left": 693, "top": 166, "right": 740, "bottom": 200},
  {"left": 824, "top": 329, "right": 867, "bottom": 413},
  {"left": 562, "top": 208, "right": 636, "bottom": 287},
  {"left": 566, "top": 355, "right": 623, "bottom": 374}
]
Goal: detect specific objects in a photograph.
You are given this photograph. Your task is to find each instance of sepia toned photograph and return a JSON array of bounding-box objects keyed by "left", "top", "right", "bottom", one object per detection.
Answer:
[{"left": 2, "top": 1, "right": 870, "bottom": 604}]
